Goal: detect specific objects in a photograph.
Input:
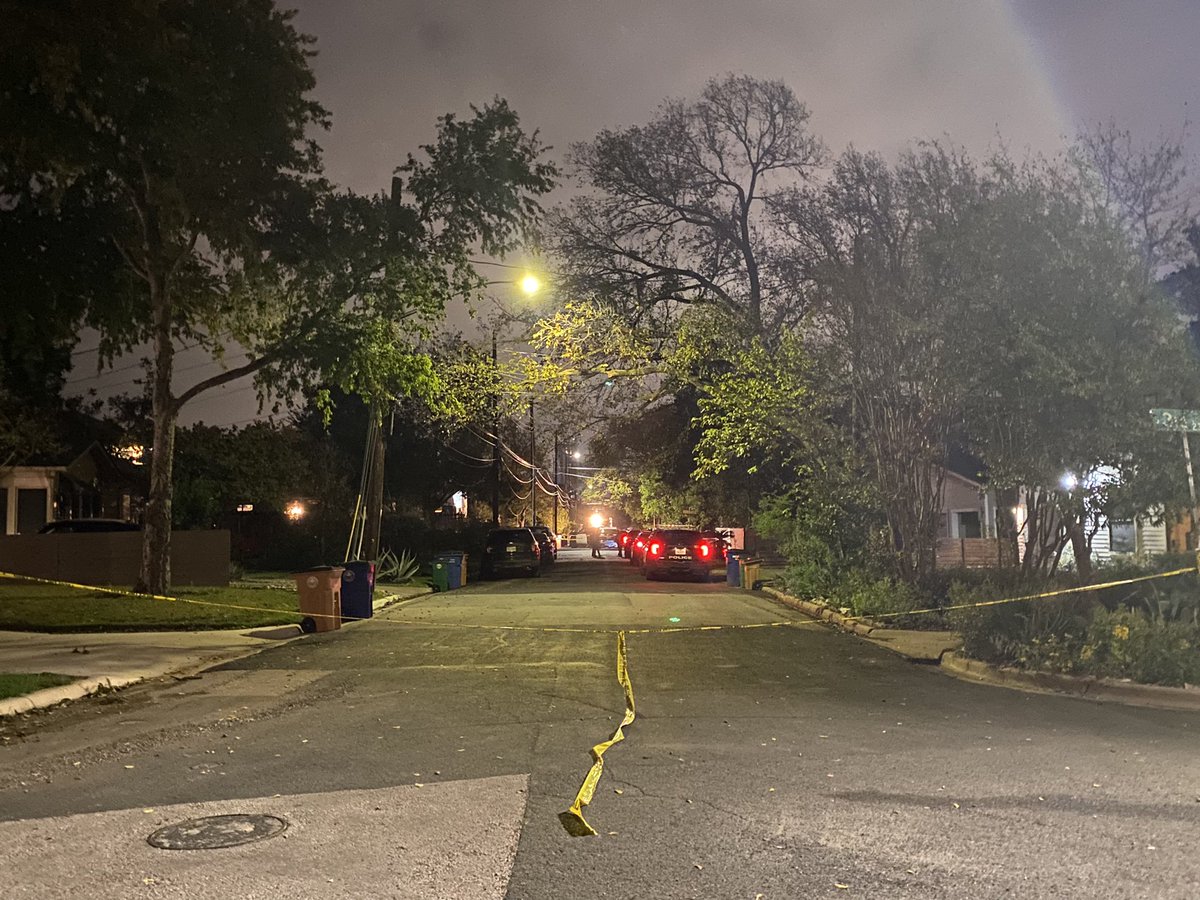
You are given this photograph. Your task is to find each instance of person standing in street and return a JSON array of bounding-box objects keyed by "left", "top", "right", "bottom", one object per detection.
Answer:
[{"left": 589, "top": 525, "right": 603, "bottom": 558}]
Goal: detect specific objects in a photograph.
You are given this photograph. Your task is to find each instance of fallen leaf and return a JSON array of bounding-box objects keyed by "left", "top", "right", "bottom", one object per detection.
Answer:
[
  {"left": 614, "top": 788, "right": 624, "bottom": 795},
  {"left": 694, "top": 864, "right": 703, "bottom": 870},
  {"left": 952, "top": 803, "right": 960, "bottom": 809},
  {"left": 835, "top": 883, "right": 850, "bottom": 889},
  {"left": 123, "top": 765, "right": 135, "bottom": 770}
]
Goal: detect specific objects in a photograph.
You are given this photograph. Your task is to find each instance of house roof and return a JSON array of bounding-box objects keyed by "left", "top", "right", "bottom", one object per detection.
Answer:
[{"left": 945, "top": 446, "right": 988, "bottom": 486}]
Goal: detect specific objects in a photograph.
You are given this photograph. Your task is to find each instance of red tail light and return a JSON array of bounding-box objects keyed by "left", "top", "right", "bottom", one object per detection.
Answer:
[
  {"left": 635, "top": 539, "right": 644, "bottom": 549},
  {"left": 649, "top": 542, "right": 662, "bottom": 557},
  {"left": 620, "top": 534, "right": 630, "bottom": 546},
  {"left": 698, "top": 542, "right": 711, "bottom": 558}
]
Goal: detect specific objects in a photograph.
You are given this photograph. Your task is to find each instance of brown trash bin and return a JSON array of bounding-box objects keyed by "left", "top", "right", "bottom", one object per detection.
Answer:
[
  {"left": 740, "top": 558, "right": 762, "bottom": 591},
  {"left": 293, "top": 566, "right": 345, "bottom": 633}
]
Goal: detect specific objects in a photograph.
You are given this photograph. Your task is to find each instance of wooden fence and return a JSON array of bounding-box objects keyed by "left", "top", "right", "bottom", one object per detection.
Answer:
[
  {"left": 0, "top": 530, "right": 231, "bottom": 587},
  {"left": 935, "top": 536, "right": 1015, "bottom": 569}
]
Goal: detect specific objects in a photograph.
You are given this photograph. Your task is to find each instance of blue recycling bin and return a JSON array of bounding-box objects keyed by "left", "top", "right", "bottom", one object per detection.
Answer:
[
  {"left": 435, "top": 552, "right": 467, "bottom": 590},
  {"left": 726, "top": 549, "right": 750, "bottom": 587},
  {"left": 340, "top": 560, "right": 376, "bottom": 620}
]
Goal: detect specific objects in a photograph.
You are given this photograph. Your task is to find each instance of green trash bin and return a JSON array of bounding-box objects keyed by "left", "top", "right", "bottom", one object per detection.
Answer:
[{"left": 431, "top": 559, "right": 450, "bottom": 593}]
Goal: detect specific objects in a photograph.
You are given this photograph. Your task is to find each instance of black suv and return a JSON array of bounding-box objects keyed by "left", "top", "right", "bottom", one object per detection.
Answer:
[
  {"left": 481, "top": 527, "right": 542, "bottom": 578},
  {"left": 641, "top": 528, "right": 716, "bottom": 581}
]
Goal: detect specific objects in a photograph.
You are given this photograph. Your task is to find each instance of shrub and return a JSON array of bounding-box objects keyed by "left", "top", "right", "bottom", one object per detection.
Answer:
[
  {"left": 949, "top": 579, "right": 1092, "bottom": 667},
  {"left": 836, "top": 573, "right": 925, "bottom": 622},
  {"left": 1077, "top": 607, "right": 1200, "bottom": 686},
  {"left": 950, "top": 579, "right": 1200, "bottom": 686}
]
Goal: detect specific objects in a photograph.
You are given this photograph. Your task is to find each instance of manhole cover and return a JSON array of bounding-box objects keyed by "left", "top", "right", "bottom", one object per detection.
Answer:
[{"left": 147, "top": 814, "right": 288, "bottom": 850}]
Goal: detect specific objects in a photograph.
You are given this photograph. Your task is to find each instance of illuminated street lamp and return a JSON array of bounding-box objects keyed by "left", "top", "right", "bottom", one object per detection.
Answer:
[
  {"left": 588, "top": 512, "right": 605, "bottom": 529},
  {"left": 285, "top": 501, "right": 306, "bottom": 522},
  {"left": 489, "top": 271, "right": 543, "bottom": 526}
]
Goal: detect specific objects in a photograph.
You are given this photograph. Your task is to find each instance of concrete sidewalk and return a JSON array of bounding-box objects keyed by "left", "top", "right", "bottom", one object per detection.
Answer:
[{"left": 0, "top": 583, "right": 431, "bottom": 717}]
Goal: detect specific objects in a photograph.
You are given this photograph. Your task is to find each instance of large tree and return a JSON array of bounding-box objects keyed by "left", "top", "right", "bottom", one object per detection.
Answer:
[
  {"left": 547, "top": 75, "right": 824, "bottom": 376},
  {"left": 1, "top": 2, "right": 555, "bottom": 591},
  {"left": 1, "top": 0, "right": 326, "bottom": 590}
]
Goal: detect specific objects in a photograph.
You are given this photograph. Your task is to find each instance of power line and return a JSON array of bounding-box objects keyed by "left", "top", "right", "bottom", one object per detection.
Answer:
[{"left": 66, "top": 350, "right": 251, "bottom": 390}]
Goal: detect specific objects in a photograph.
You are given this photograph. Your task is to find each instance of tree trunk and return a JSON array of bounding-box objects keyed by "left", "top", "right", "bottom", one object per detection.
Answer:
[
  {"left": 138, "top": 272, "right": 177, "bottom": 594},
  {"left": 1068, "top": 520, "right": 1093, "bottom": 581}
]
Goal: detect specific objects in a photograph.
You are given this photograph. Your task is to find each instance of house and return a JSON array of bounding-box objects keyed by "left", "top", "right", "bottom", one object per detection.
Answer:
[
  {"left": 934, "top": 466, "right": 1008, "bottom": 568},
  {"left": 1, "top": 442, "right": 146, "bottom": 535},
  {"left": 931, "top": 458, "right": 1171, "bottom": 570}
]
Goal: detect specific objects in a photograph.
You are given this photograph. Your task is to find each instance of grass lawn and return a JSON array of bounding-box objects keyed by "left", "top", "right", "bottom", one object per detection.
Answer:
[
  {"left": 0, "top": 672, "right": 77, "bottom": 700},
  {"left": 0, "top": 581, "right": 303, "bottom": 632}
]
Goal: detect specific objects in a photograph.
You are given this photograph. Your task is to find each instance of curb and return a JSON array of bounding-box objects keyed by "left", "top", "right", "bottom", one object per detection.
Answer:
[
  {"left": 372, "top": 584, "right": 433, "bottom": 613},
  {"left": 941, "top": 652, "right": 1200, "bottom": 712},
  {"left": 0, "top": 674, "right": 143, "bottom": 718},
  {"left": 762, "top": 586, "right": 874, "bottom": 636}
]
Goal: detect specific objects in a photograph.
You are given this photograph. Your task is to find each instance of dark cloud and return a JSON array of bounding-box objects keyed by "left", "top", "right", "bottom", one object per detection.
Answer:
[{"left": 291, "top": 0, "right": 1084, "bottom": 193}]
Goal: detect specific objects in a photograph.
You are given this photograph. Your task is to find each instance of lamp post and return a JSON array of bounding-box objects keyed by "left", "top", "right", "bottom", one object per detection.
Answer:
[
  {"left": 529, "top": 399, "right": 536, "bottom": 525},
  {"left": 487, "top": 272, "right": 541, "bottom": 527}
]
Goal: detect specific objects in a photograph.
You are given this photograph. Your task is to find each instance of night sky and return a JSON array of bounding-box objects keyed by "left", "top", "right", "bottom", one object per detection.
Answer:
[{"left": 67, "top": 0, "right": 1200, "bottom": 425}]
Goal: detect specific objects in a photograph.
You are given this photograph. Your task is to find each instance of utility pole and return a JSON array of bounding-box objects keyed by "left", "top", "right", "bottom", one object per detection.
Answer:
[
  {"left": 490, "top": 330, "right": 500, "bottom": 526},
  {"left": 529, "top": 400, "right": 536, "bottom": 525},
  {"left": 362, "top": 407, "right": 388, "bottom": 561},
  {"left": 552, "top": 433, "right": 560, "bottom": 536}
]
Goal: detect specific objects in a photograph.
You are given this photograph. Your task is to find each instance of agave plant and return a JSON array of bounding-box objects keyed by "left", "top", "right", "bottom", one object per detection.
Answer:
[{"left": 377, "top": 548, "right": 420, "bottom": 584}]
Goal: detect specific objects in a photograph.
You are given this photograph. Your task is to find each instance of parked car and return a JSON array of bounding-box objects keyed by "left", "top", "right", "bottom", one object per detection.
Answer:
[
  {"left": 629, "top": 530, "right": 652, "bottom": 565},
  {"left": 699, "top": 530, "right": 730, "bottom": 563},
  {"left": 641, "top": 528, "right": 716, "bottom": 581},
  {"left": 617, "top": 528, "right": 636, "bottom": 558},
  {"left": 37, "top": 518, "right": 140, "bottom": 534},
  {"left": 481, "top": 527, "right": 541, "bottom": 578},
  {"left": 600, "top": 527, "right": 620, "bottom": 550},
  {"left": 529, "top": 525, "right": 558, "bottom": 564}
]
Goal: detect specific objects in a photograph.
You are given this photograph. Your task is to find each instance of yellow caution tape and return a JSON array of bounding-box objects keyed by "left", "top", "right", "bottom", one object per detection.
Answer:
[
  {"left": 843, "top": 565, "right": 1198, "bottom": 622},
  {"left": 559, "top": 630, "right": 636, "bottom": 837},
  {"left": 0, "top": 569, "right": 180, "bottom": 602}
]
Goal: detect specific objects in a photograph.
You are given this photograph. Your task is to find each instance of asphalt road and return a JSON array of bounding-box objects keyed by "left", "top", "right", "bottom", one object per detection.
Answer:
[{"left": 2, "top": 549, "right": 1199, "bottom": 899}]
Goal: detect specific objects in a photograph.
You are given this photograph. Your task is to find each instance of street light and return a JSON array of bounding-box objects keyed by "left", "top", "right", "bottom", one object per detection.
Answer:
[{"left": 489, "top": 271, "right": 543, "bottom": 526}]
